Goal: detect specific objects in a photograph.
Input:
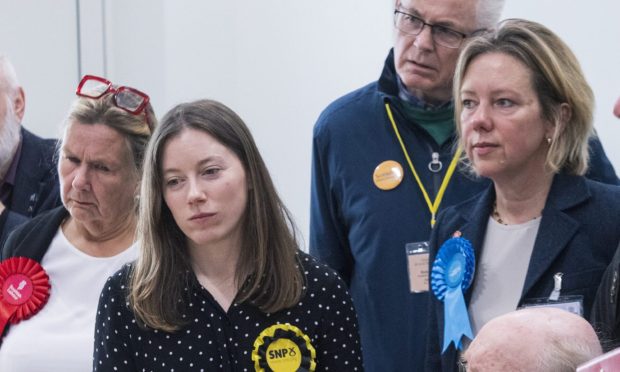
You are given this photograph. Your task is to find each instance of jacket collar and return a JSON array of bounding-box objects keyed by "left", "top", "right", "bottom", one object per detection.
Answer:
[
  {"left": 12, "top": 128, "right": 57, "bottom": 215},
  {"left": 522, "top": 173, "right": 589, "bottom": 297},
  {"left": 377, "top": 49, "right": 399, "bottom": 97}
]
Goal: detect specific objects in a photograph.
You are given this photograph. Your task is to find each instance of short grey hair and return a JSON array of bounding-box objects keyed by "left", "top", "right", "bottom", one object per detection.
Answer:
[
  {"left": 539, "top": 337, "right": 603, "bottom": 372},
  {"left": 0, "top": 56, "right": 20, "bottom": 96},
  {"left": 475, "top": 0, "right": 506, "bottom": 29}
]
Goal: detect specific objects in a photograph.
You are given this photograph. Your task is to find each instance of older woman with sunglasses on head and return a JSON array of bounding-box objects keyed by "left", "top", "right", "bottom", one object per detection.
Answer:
[{"left": 0, "top": 75, "right": 156, "bottom": 371}]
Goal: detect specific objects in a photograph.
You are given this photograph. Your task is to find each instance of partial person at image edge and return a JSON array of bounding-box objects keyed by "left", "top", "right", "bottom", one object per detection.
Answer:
[
  {"left": 0, "top": 56, "right": 61, "bottom": 247},
  {"left": 590, "top": 96, "right": 620, "bottom": 350},
  {"left": 0, "top": 75, "right": 155, "bottom": 372}
]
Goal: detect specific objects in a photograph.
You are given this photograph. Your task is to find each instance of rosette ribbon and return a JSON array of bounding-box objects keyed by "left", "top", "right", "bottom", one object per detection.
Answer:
[
  {"left": 0, "top": 257, "right": 51, "bottom": 338},
  {"left": 431, "top": 236, "right": 475, "bottom": 353},
  {"left": 252, "top": 323, "right": 316, "bottom": 372}
]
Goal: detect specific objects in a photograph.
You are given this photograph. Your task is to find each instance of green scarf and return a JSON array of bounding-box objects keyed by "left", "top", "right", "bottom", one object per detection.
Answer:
[{"left": 395, "top": 100, "right": 455, "bottom": 146}]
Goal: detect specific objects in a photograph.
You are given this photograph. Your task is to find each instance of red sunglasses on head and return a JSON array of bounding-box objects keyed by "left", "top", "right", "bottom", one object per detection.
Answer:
[{"left": 76, "top": 74, "right": 152, "bottom": 129}]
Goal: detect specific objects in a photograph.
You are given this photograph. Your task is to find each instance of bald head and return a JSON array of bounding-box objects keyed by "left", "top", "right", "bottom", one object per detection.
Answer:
[{"left": 463, "top": 308, "right": 602, "bottom": 372}]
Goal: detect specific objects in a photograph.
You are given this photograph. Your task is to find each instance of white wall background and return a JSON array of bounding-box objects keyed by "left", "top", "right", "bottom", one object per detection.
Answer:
[
  {"left": 1, "top": 1, "right": 619, "bottom": 248},
  {"left": 501, "top": 1, "right": 620, "bottom": 181},
  {"left": 0, "top": 0, "right": 78, "bottom": 136}
]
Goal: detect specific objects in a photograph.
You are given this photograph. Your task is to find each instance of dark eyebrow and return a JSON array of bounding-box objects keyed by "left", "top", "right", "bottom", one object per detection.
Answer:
[
  {"left": 61, "top": 147, "right": 118, "bottom": 167},
  {"left": 163, "top": 155, "right": 225, "bottom": 175}
]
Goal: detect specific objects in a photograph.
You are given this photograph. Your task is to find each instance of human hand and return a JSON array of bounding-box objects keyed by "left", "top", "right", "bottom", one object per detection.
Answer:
[{"left": 614, "top": 96, "right": 620, "bottom": 118}]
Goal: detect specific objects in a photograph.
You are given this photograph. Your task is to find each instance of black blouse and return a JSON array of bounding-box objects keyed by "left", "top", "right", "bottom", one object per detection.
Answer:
[{"left": 93, "top": 252, "right": 363, "bottom": 371}]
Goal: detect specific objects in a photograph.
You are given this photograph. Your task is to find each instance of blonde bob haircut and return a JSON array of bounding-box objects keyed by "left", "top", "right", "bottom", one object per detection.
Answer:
[
  {"left": 453, "top": 18, "right": 594, "bottom": 176},
  {"left": 129, "top": 99, "right": 303, "bottom": 331}
]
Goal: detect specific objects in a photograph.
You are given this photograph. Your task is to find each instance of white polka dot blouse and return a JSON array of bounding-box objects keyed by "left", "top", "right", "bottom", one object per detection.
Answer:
[{"left": 93, "top": 252, "right": 363, "bottom": 371}]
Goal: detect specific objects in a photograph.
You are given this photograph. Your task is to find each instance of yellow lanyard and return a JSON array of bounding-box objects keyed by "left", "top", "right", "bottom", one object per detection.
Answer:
[{"left": 384, "top": 103, "right": 462, "bottom": 227}]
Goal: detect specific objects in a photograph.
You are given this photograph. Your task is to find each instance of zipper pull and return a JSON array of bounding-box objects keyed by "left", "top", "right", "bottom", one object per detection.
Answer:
[{"left": 428, "top": 152, "right": 443, "bottom": 173}]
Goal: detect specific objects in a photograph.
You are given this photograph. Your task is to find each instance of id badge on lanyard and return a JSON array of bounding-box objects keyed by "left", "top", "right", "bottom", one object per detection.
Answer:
[
  {"left": 519, "top": 272, "right": 584, "bottom": 316},
  {"left": 406, "top": 242, "right": 429, "bottom": 293}
]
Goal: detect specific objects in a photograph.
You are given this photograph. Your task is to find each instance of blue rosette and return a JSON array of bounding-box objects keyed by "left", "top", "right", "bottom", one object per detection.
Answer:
[{"left": 431, "top": 236, "right": 475, "bottom": 353}]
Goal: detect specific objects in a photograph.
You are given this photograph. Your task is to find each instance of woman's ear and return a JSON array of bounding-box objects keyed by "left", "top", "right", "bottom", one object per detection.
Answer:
[
  {"left": 548, "top": 103, "right": 571, "bottom": 139},
  {"left": 13, "top": 87, "right": 26, "bottom": 122},
  {"left": 559, "top": 103, "right": 572, "bottom": 126}
]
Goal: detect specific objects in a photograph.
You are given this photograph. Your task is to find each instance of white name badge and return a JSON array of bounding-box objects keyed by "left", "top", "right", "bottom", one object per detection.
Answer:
[
  {"left": 520, "top": 295, "right": 584, "bottom": 317},
  {"left": 406, "top": 242, "right": 429, "bottom": 293}
]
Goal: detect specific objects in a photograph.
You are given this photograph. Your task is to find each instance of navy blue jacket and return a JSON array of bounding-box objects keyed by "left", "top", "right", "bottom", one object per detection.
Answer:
[
  {"left": 310, "top": 49, "right": 619, "bottom": 372},
  {"left": 0, "top": 128, "right": 61, "bottom": 247},
  {"left": 426, "top": 174, "right": 620, "bottom": 372}
]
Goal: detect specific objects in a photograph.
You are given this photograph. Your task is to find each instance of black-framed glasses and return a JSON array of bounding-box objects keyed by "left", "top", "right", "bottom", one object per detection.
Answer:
[
  {"left": 76, "top": 74, "right": 152, "bottom": 129},
  {"left": 394, "top": 10, "right": 470, "bottom": 49}
]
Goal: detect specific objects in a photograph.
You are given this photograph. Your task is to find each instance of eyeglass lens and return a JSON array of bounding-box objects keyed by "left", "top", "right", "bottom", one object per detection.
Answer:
[
  {"left": 115, "top": 89, "right": 145, "bottom": 112},
  {"left": 79, "top": 79, "right": 110, "bottom": 98},
  {"left": 79, "top": 77, "right": 146, "bottom": 113},
  {"left": 395, "top": 12, "right": 463, "bottom": 48}
]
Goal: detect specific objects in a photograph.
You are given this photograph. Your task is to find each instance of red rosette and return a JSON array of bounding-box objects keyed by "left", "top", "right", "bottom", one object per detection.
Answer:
[{"left": 0, "top": 257, "right": 50, "bottom": 337}]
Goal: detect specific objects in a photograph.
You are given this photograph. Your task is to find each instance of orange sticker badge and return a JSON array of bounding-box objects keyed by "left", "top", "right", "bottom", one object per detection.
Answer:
[{"left": 373, "top": 160, "right": 404, "bottom": 190}]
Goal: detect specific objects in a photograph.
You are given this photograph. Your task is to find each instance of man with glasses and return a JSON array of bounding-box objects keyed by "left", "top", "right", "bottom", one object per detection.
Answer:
[
  {"left": 0, "top": 56, "right": 60, "bottom": 247},
  {"left": 309, "top": 1, "right": 618, "bottom": 370}
]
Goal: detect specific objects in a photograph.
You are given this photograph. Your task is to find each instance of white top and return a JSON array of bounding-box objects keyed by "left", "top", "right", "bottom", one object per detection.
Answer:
[
  {"left": 468, "top": 216, "right": 541, "bottom": 335},
  {"left": 0, "top": 228, "right": 137, "bottom": 372}
]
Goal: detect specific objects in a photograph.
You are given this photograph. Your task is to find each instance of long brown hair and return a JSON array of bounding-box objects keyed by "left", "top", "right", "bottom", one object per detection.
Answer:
[{"left": 129, "top": 99, "right": 303, "bottom": 331}]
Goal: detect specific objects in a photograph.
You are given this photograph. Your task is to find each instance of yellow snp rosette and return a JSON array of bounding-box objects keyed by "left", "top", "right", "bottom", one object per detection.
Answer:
[{"left": 252, "top": 323, "right": 316, "bottom": 372}]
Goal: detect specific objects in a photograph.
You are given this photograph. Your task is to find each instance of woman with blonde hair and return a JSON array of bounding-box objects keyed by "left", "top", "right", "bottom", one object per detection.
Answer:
[
  {"left": 0, "top": 75, "right": 155, "bottom": 371},
  {"left": 425, "top": 19, "right": 620, "bottom": 371}
]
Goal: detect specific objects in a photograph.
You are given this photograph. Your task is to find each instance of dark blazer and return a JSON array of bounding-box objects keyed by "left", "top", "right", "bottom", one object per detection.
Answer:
[
  {"left": 1, "top": 206, "right": 68, "bottom": 262},
  {"left": 0, "top": 128, "right": 61, "bottom": 246},
  {"left": 591, "top": 240, "right": 620, "bottom": 350},
  {"left": 426, "top": 173, "right": 620, "bottom": 372}
]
